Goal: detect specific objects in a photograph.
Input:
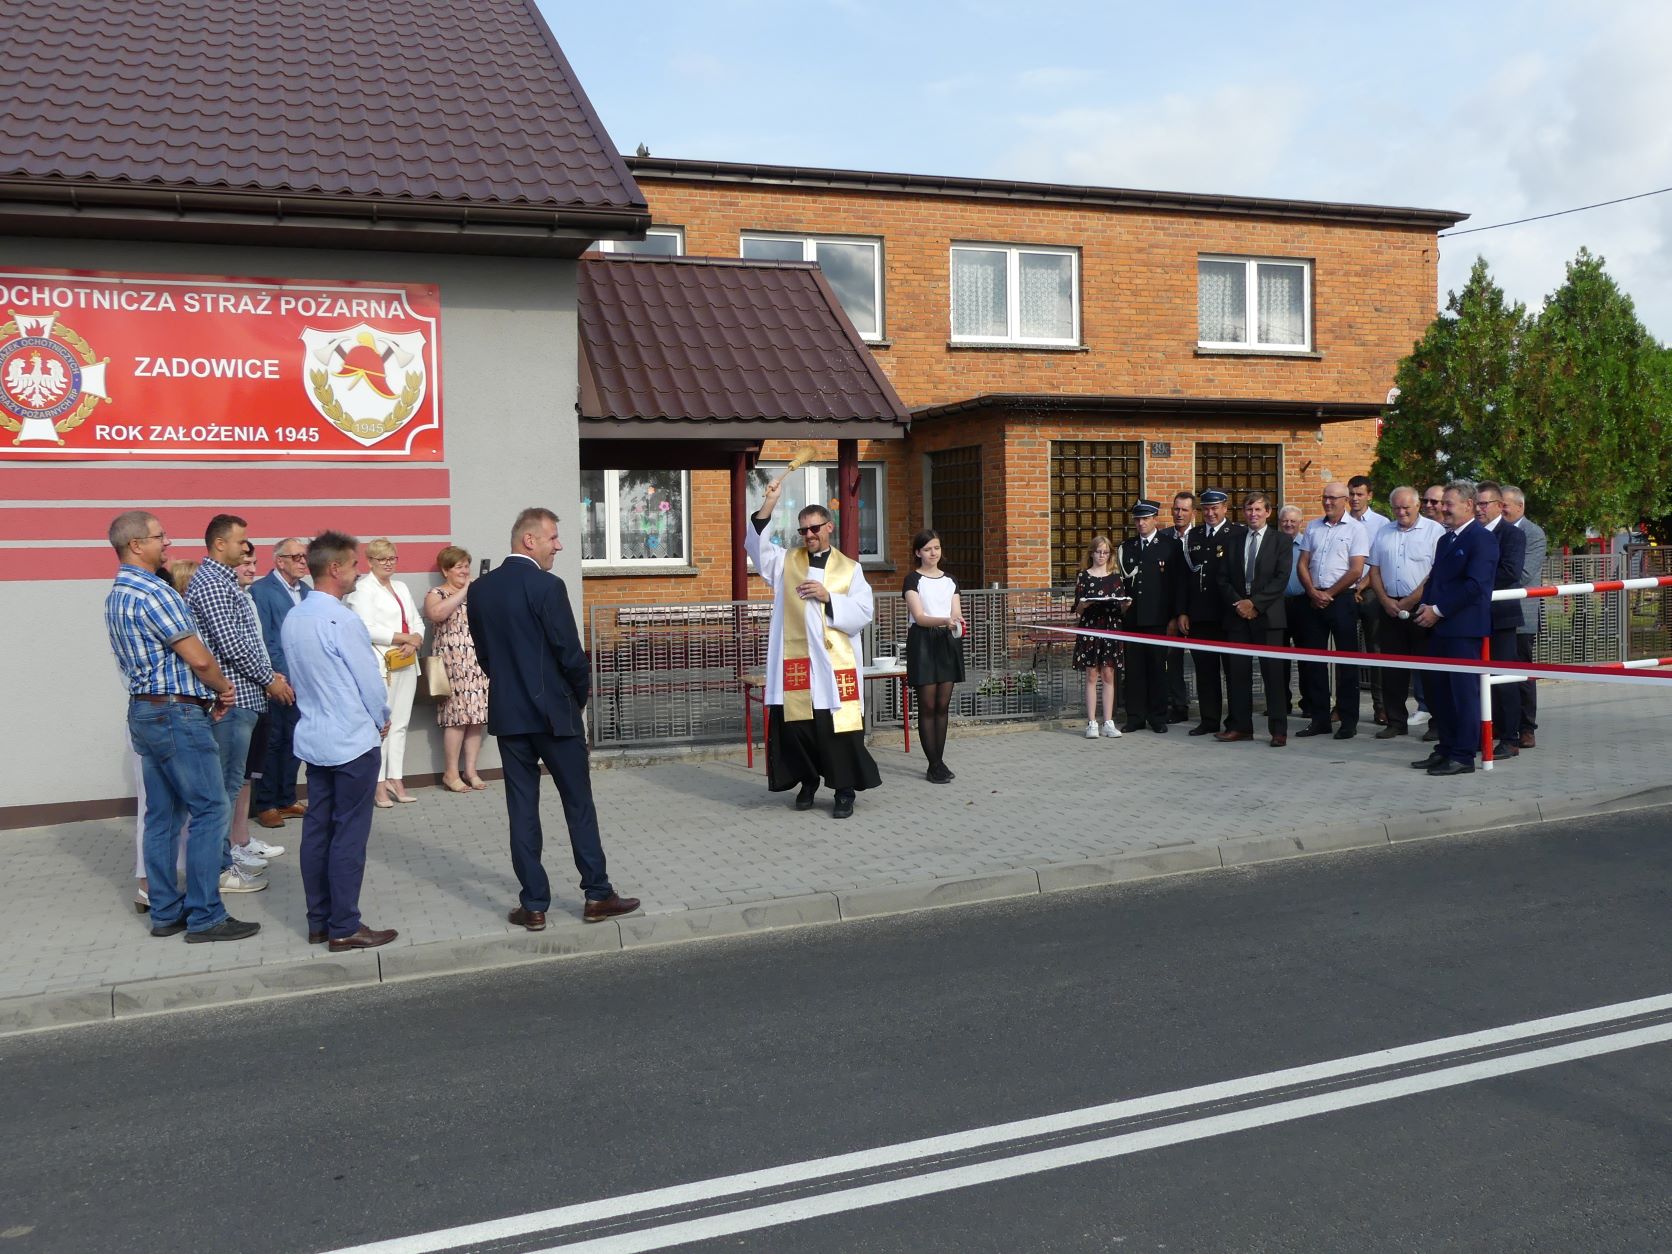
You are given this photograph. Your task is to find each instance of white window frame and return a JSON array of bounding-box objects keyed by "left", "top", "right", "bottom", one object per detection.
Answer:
[
  {"left": 949, "top": 242, "right": 1080, "bottom": 346},
  {"left": 747, "top": 460, "right": 888, "bottom": 563},
  {"left": 580, "top": 468, "right": 692, "bottom": 568},
  {"left": 1197, "top": 254, "right": 1313, "bottom": 351},
  {"left": 739, "top": 232, "right": 884, "bottom": 341},
  {"left": 595, "top": 227, "right": 685, "bottom": 255}
]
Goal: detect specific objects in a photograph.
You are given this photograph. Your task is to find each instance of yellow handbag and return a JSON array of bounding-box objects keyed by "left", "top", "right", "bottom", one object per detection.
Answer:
[{"left": 384, "top": 648, "right": 417, "bottom": 673}]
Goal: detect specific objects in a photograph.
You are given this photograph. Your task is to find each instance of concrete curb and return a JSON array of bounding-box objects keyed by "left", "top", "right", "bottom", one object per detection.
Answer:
[{"left": 4, "top": 783, "right": 1671, "bottom": 1038}]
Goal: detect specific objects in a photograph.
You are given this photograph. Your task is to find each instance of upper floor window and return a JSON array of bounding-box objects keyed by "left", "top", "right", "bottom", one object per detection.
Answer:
[
  {"left": 1198, "top": 256, "right": 1311, "bottom": 351},
  {"left": 596, "top": 227, "right": 685, "bottom": 256},
  {"left": 740, "top": 234, "right": 882, "bottom": 340},
  {"left": 579, "top": 469, "right": 689, "bottom": 566},
  {"left": 951, "top": 243, "right": 1079, "bottom": 345}
]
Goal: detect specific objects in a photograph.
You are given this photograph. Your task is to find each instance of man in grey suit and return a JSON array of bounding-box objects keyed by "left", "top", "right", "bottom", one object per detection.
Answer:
[{"left": 1502, "top": 486, "right": 1546, "bottom": 749}]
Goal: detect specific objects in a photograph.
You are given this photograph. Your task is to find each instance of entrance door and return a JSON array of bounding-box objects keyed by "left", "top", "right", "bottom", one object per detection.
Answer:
[{"left": 926, "top": 445, "right": 985, "bottom": 587}]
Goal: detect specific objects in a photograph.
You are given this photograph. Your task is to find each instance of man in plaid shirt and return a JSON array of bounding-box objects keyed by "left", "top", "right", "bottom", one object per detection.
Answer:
[
  {"left": 105, "top": 510, "right": 259, "bottom": 943},
  {"left": 185, "top": 513, "right": 296, "bottom": 894}
]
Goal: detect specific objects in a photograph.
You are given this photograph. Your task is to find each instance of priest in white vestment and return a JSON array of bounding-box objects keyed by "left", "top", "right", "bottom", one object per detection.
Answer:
[{"left": 746, "top": 479, "right": 882, "bottom": 818}]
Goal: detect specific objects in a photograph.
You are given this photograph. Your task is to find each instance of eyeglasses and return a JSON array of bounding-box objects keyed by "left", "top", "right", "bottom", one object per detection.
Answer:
[
  {"left": 1322, "top": 494, "right": 1347, "bottom": 501},
  {"left": 1422, "top": 499, "right": 1443, "bottom": 507},
  {"left": 277, "top": 552, "right": 306, "bottom": 561},
  {"left": 796, "top": 525, "right": 827, "bottom": 536},
  {"left": 372, "top": 555, "right": 398, "bottom": 563}
]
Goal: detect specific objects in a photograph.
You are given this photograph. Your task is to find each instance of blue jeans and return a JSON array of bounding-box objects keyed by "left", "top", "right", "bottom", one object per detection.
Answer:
[
  {"left": 128, "top": 701, "right": 229, "bottom": 931},
  {"left": 210, "top": 706, "right": 259, "bottom": 869}
]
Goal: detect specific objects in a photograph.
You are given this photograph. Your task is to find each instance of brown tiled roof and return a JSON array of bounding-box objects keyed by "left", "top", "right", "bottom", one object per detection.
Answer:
[
  {"left": 913, "top": 393, "right": 1381, "bottom": 422},
  {"left": 578, "top": 255, "right": 910, "bottom": 436},
  {"left": 0, "top": 0, "right": 644, "bottom": 237},
  {"left": 628, "top": 156, "right": 1467, "bottom": 230}
]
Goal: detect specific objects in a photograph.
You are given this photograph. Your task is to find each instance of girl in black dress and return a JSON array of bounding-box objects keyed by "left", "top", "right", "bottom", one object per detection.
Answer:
[
  {"left": 1071, "top": 535, "right": 1128, "bottom": 739},
  {"left": 903, "top": 528, "right": 966, "bottom": 783}
]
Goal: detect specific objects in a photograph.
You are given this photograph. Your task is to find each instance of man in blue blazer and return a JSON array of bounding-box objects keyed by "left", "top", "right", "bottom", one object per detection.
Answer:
[
  {"left": 469, "top": 507, "right": 639, "bottom": 930},
  {"left": 1474, "top": 481, "right": 1526, "bottom": 757},
  {"left": 1411, "top": 483, "right": 1496, "bottom": 776},
  {"left": 249, "top": 537, "right": 311, "bottom": 827}
]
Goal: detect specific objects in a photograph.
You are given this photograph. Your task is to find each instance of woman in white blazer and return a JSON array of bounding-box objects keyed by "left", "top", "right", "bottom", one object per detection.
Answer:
[{"left": 346, "top": 537, "right": 425, "bottom": 807}]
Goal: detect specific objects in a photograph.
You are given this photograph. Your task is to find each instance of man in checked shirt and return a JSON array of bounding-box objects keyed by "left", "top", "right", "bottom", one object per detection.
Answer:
[{"left": 185, "top": 514, "right": 296, "bottom": 894}]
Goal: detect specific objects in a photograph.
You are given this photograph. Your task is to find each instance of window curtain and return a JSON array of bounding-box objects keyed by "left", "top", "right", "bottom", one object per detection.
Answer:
[
  {"left": 1198, "top": 260, "right": 1246, "bottom": 342},
  {"left": 952, "top": 249, "right": 1008, "bottom": 338},
  {"left": 615, "top": 470, "right": 685, "bottom": 561},
  {"left": 579, "top": 468, "right": 607, "bottom": 561},
  {"left": 1019, "top": 252, "right": 1073, "bottom": 340},
  {"left": 1257, "top": 264, "right": 1305, "bottom": 345}
]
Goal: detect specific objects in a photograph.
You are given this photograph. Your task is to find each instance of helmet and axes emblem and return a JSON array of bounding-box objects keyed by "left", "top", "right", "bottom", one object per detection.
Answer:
[{"left": 299, "top": 324, "right": 428, "bottom": 446}]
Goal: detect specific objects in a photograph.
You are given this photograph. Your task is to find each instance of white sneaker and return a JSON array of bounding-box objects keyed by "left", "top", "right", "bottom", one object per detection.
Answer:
[
  {"left": 1085, "top": 721, "right": 1100, "bottom": 739},
  {"left": 1101, "top": 720, "right": 1122, "bottom": 738},
  {"left": 219, "top": 864, "right": 268, "bottom": 893},
  {"left": 1409, "top": 710, "right": 1431, "bottom": 726},
  {"left": 229, "top": 843, "right": 269, "bottom": 871},
  {"left": 245, "top": 836, "right": 286, "bottom": 859}
]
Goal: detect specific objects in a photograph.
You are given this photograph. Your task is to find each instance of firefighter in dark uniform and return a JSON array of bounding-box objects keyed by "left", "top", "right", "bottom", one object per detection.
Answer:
[
  {"left": 1118, "top": 499, "right": 1187, "bottom": 733},
  {"left": 1163, "top": 492, "right": 1196, "bottom": 721},
  {"left": 1183, "top": 488, "right": 1243, "bottom": 736}
]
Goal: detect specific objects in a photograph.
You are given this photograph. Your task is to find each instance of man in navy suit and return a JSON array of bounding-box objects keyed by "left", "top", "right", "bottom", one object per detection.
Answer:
[
  {"left": 1412, "top": 483, "right": 1496, "bottom": 776},
  {"left": 1474, "top": 481, "right": 1526, "bottom": 758},
  {"left": 468, "top": 507, "right": 639, "bottom": 930},
  {"left": 249, "top": 537, "right": 310, "bottom": 829},
  {"left": 1215, "top": 492, "right": 1294, "bottom": 746}
]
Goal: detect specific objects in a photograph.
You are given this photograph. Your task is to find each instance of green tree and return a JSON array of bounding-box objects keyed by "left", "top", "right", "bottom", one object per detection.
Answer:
[
  {"left": 1372, "top": 257, "right": 1524, "bottom": 497},
  {"left": 1509, "top": 248, "right": 1672, "bottom": 546}
]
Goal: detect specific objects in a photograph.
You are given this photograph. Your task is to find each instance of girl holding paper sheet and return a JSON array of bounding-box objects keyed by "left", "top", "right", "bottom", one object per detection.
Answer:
[{"left": 1072, "top": 536, "right": 1128, "bottom": 739}]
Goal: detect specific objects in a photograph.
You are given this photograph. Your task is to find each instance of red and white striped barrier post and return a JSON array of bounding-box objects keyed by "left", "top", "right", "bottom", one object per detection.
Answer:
[{"left": 1479, "top": 573, "right": 1672, "bottom": 770}]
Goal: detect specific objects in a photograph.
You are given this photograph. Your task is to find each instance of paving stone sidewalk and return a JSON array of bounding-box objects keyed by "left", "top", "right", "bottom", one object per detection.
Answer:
[{"left": 4, "top": 681, "right": 1669, "bottom": 1032}]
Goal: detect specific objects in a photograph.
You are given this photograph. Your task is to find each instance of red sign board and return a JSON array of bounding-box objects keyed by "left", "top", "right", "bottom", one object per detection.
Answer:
[{"left": 0, "top": 267, "right": 442, "bottom": 459}]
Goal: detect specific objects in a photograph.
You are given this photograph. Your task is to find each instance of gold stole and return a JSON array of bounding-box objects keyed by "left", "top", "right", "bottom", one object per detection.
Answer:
[{"left": 780, "top": 546, "right": 864, "bottom": 732}]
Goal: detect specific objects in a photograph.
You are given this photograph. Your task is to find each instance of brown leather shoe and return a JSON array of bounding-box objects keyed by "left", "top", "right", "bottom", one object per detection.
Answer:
[
  {"left": 255, "top": 809, "right": 286, "bottom": 828},
  {"left": 279, "top": 802, "right": 308, "bottom": 817},
  {"left": 583, "top": 894, "right": 642, "bottom": 923},
  {"left": 1519, "top": 730, "right": 1536, "bottom": 749},
  {"left": 1269, "top": 734, "right": 1287, "bottom": 747},
  {"left": 507, "top": 907, "right": 546, "bottom": 931},
  {"left": 308, "top": 930, "right": 326, "bottom": 944},
  {"left": 327, "top": 925, "right": 397, "bottom": 951},
  {"left": 1213, "top": 730, "right": 1252, "bottom": 742}
]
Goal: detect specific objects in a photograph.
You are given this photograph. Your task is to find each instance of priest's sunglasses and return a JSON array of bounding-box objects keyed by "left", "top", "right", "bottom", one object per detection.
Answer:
[{"left": 796, "top": 523, "right": 830, "bottom": 535}]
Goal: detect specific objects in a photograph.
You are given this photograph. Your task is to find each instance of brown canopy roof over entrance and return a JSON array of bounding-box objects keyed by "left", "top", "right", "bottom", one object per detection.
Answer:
[{"left": 578, "top": 254, "right": 909, "bottom": 469}]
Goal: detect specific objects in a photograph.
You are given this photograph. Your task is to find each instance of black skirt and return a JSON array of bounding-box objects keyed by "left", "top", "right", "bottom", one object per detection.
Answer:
[
  {"left": 905, "top": 624, "right": 966, "bottom": 685},
  {"left": 766, "top": 706, "right": 882, "bottom": 793}
]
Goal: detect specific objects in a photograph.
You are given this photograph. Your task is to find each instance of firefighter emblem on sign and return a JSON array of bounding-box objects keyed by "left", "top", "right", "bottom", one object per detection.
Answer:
[
  {"left": 0, "top": 311, "right": 111, "bottom": 444},
  {"left": 300, "top": 324, "right": 428, "bottom": 447}
]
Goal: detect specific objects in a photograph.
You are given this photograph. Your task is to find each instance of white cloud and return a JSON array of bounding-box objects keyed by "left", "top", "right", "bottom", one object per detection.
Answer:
[
  {"left": 1014, "top": 66, "right": 1098, "bottom": 93},
  {"left": 998, "top": 84, "right": 1308, "bottom": 194}
]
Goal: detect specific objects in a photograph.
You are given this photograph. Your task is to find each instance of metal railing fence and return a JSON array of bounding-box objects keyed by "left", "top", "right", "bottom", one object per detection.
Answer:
[{"left": 585, "top": 557, "right": 1667, "bottom": 748}]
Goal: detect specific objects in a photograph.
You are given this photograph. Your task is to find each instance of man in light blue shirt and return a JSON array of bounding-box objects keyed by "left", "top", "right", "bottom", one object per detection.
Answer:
[
  {"left": 280, "top": 531, "right": 398, "bottom": 953},
  {"left": 1348, "top": 475, "right": 1394, "bottom": 724},
  {"left": 1296, "top": 482, "right": 1371, "bottom": 738},
  {"left": 1366, "top": 486, "right": 1445, "bottom": 738}
]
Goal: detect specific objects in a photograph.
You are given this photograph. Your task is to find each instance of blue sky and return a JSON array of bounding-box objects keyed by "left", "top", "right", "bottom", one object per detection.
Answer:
[{"left": 546, "top": 0, "right": 1672, "bottom": 340}]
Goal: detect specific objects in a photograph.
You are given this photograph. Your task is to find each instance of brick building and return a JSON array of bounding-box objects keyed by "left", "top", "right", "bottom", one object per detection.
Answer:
[{"left": 579, "top": 157, "right": 1464, "bottom": 618}]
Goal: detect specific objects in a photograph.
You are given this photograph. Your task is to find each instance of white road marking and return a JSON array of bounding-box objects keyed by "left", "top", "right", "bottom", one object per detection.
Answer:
[
  {"left": 322, "top": 993, "right": 1672, "bottom": 1254},
  {"left": 532, "top": 1021, "right": 1672, "bottom": 1253}
]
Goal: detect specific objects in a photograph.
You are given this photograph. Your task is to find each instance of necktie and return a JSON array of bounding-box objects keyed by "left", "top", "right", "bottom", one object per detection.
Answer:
[{"left": 1246, "top": 530, "right": 1260, "bottom": 586}]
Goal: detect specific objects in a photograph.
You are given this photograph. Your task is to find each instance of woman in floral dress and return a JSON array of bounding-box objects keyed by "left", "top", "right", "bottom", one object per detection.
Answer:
[
  {"left": 423, "top": 545, "right": 491, "bottom": 792},
  {"left": 1071, "top": 536, "right": 1129, "bottom": 739}
]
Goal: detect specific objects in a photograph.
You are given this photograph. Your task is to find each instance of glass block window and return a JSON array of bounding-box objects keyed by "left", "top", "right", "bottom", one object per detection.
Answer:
[{"left": 1049, "top": 440, "right": 1142, "bottom": 586}]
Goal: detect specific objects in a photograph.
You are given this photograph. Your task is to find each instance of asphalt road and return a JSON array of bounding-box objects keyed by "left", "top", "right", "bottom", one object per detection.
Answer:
[{"left": 4, "top": 807, "right": 1672, "bottom": 1253}]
